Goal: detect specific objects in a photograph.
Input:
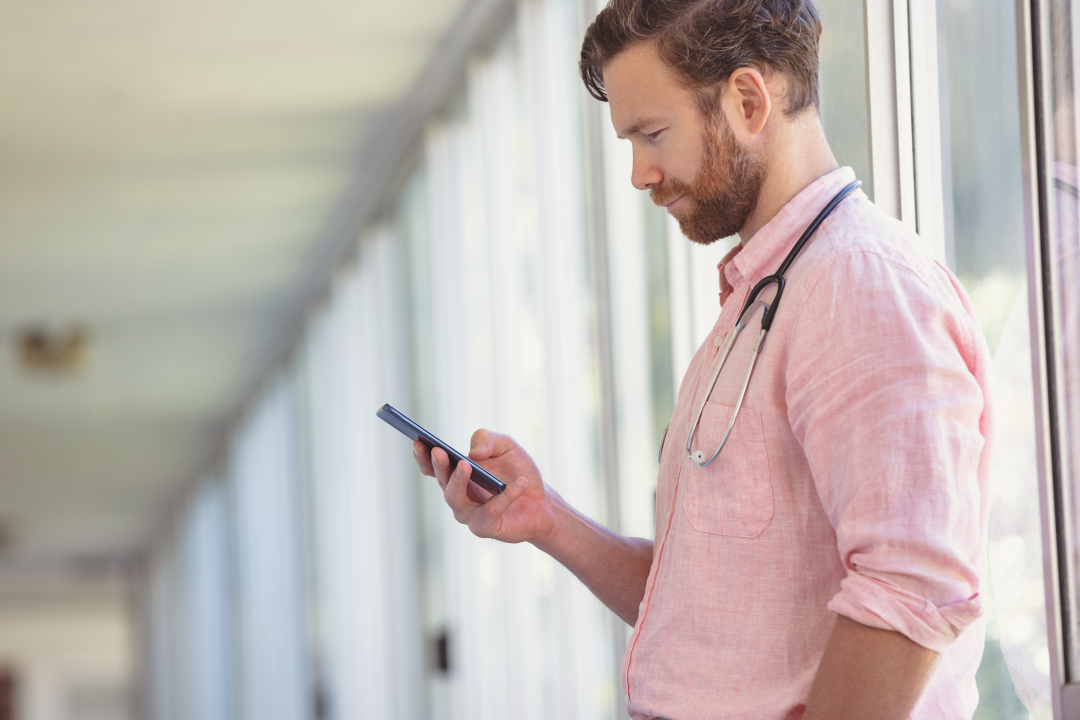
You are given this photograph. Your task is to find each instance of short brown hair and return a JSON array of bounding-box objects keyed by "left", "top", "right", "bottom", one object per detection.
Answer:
[{"left": 580, "top": 0, "right": 822, "bottom": 117}]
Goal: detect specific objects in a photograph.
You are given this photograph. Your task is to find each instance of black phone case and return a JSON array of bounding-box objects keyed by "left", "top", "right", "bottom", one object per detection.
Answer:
[{"left": 376, "top": 404, "right": 507, "bottom": 494}]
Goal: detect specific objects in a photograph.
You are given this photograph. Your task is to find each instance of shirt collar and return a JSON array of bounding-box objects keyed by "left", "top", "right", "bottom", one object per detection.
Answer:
[{"left": 723, "top": 166, "right": 860, "bottom": 291}]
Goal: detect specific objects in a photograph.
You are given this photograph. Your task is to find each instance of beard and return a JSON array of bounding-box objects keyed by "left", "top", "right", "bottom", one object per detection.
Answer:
[{"left": 650, "top": 109, "right": 767, "bottom": 245}]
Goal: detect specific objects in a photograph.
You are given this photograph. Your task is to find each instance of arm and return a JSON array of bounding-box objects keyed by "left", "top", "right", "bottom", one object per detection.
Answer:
[
  {"left": 532, "top": 491, "right": 654, "bottom": 626},
  {"left": 414, "top": 429, "right": 653, "bottom": 626},
  {"left": 799, "top": 615, "right": 940, "bottom": 720},
  {"left": 785, "top": 253, "right": 987, "bottom": 715}
]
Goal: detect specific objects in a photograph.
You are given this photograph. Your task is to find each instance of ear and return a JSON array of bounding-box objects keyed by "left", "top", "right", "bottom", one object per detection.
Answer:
[{"left": 725, "top": 67, "right": 771, "bottom": 136}]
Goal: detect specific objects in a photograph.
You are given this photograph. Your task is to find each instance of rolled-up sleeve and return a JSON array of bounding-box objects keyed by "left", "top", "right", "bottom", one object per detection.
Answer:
[{"left": 786, "top": 248, "right": 991, "bottom": 653}]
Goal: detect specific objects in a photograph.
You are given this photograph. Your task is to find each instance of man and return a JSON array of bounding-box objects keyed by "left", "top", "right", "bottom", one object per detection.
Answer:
[{"left": 413, "top": 1, "right": 991, "bottom": 718}]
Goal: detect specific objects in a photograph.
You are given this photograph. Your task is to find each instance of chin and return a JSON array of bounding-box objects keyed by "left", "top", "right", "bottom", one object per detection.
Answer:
[
  {"left": 673, "top": 216, "right": 720, "bottom": 245},
  {"left": 678, "top": 225, "right": 720, "bottom": 246}
]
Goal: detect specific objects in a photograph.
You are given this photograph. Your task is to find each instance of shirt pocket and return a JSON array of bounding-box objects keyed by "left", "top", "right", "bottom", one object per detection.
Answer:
[{"left": 683, "top": 401, "right": 774, "bottom": 538}]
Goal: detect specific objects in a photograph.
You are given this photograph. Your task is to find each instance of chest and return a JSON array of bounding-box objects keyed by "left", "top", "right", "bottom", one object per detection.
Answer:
[{"left": 656, "top": 280, "right": 807, "bottom": 540}]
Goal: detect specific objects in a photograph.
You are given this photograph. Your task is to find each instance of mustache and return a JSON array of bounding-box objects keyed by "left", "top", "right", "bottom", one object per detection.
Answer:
[{"left": 650, "top": 178, "right": 691, "bottom": 207}]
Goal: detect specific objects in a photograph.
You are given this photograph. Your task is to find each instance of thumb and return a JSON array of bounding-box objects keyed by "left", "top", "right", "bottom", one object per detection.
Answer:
[{"left": 469, "top": 428, "right": 519, "bottom": 460}]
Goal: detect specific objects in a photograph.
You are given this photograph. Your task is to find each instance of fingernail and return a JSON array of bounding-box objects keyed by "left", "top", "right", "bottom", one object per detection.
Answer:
[
  {"left": 432, "top": 455, "right": 441, "bottom": 466},
  {"left": 455, "top": 465, "right": 463, "bottom": 477},
  {"left": 515, "top": 477, "right": 528, "bottom": 489},
  {"left": 472, "top": 444, "right": 487, "bottom": 454}
]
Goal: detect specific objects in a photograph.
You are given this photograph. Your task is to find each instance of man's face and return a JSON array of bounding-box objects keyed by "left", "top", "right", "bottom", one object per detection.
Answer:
[{"left": 603, "top": 42, "right": 767, "bottom": 244}]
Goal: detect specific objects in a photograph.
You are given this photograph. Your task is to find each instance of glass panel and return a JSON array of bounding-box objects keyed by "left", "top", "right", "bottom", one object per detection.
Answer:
[
  {"left": 228, "top": 378, "right": 308, "bottom": 720},
  {"left": 817, "top": 0, "right": 873, "bottom": 200},
  {"left": 1047, "top": 0, "right": 1080, "bottom": 688},
  {"left": 179, "top": 479, "right": 234, "bottom": 720},
  {"left": 644, "top": 201, "right": 675, "bottom": 454},
  {"left": 600, "top": 133, "right": 674, "bottom": 537},
  {"left": 942, "top": 0, "right": 1050, "bottom": 716},
  {"left": 402, "top": 3, "right": 619, "bottom": 716},
  {"left": 600, "top": 114, "right": 662, "bottom": 540}
]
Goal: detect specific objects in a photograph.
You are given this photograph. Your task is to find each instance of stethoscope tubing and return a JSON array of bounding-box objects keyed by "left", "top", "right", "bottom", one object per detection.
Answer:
[{"left": 683, "top": 179, "right": 862, "bottom": 469}]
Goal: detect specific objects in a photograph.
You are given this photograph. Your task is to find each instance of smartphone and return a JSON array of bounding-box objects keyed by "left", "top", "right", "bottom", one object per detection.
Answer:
[{"left": 377, "top": 404, "right": 506, "bottom": 495}]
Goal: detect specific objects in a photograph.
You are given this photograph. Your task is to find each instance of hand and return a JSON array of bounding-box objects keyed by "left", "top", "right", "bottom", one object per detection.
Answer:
[{"left": 412, "top": 429, "right": 558, "bottom": 544}]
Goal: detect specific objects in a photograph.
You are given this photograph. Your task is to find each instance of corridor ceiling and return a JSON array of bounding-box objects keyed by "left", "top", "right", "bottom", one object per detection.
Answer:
[{"left": 0, "top": 0, "right": 466, "bottom": 589}]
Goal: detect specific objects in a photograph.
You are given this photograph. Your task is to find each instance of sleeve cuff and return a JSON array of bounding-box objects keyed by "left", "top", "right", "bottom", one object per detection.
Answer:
[{"left": 827, "top": 572, "right": 983, "bottom": 653}]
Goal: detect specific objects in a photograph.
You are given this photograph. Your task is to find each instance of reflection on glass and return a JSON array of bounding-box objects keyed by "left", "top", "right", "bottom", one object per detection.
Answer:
[
  {"left": 1049, "top": 0, "right": 1080, "bottom": 689},
  {"left": 943, "top": 0, "right": 1050, "bottom": 716}
]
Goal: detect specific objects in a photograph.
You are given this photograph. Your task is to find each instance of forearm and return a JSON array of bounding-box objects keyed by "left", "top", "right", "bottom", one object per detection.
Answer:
[
  {"left": 533, "top": 489, "right": 653, "bottom": 626},
  {"left": 801, "top": 615, "right": 940, "bottom": 720},
  {"left": 417, "top": 433, "right": 652, "bottom": 625}
]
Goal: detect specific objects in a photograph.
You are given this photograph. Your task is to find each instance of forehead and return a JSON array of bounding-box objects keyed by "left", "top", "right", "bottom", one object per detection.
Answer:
[{"left": 602, "top": 42, "right": 699, "bottom": 137}]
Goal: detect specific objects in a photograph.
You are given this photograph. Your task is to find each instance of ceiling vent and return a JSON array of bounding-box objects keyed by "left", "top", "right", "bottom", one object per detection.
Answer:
[{"left": 17, "top": 325, "right": 88, "bottom": 373}]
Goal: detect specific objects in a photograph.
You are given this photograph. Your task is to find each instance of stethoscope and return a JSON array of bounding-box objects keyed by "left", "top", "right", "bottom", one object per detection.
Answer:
[{"left": 679, "top": 179, "right": 862, "bottom": 469}]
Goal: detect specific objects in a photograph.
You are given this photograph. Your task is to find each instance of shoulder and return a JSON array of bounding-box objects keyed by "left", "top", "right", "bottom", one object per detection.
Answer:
[
  {"left": 802, "top": 195, "right": 934, "bottom": 280},
  {"left": 781, "top": 195, "right": 980, "bottom": 361},
  {"left": 791, "top": 195, "right": 961, "bottom": 310}
]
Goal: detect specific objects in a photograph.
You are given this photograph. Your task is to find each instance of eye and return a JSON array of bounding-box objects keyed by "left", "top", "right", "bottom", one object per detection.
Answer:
[{"left": 646, "top": 128, "right": 664, "bottom": 140}]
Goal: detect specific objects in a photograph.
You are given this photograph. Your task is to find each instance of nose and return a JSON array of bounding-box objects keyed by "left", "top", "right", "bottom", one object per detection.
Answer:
[{"left": 630, "top": 146, "right": 663, "bottom": 190}]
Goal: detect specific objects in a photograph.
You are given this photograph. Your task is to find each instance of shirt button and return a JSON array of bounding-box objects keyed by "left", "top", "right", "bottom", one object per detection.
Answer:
[{"left": 713, "top": 335, "right": 722, "bottom": 347}]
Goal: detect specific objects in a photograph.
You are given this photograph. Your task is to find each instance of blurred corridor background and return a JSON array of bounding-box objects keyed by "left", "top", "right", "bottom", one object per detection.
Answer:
[{"left": 0, "top": 0, "right": 1065, "bottom": 717}]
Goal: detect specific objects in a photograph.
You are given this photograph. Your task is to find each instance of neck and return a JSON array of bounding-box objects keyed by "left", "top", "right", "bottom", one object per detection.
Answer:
[{"left": 737, "top": 115, "right": 838, "bottom": 245}]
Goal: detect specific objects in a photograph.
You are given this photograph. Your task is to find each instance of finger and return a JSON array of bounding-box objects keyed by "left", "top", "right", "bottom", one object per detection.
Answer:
[
  {"left": 431, "top": 447, "right": 453, "bottom": 490},
  {"left": 444, "top": 459, "right": 481, "bottom": 521},
  {"left": 412, "top": 440, "right": 435, "bottom": 477},
  {"left": 471, "top": 476, "right": 530, "bottom": 535},
  {"left": 469, "top": 429, "right": 518, "bottom": 461},
  {"left": 465, "top": 478, "right": 493, "bottom": 505}
]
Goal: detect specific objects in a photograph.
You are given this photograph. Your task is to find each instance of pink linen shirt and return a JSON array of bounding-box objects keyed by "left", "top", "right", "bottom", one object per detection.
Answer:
[{"left": 624, "top": 167, "right": 992, "bottom": 720}]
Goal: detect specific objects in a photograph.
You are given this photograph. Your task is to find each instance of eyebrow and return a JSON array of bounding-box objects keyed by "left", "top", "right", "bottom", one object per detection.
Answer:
[{"left": 615, "top": 117, "right": 666, "bottom": 140}]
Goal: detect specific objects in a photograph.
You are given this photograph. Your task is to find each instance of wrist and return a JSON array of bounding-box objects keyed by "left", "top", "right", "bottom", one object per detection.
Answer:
[{"left": 530, "top": 486, "right": 573, "bottom": 555}]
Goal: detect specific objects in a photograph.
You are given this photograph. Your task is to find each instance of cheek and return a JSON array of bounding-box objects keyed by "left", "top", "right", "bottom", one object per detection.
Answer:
[{"left": 669, "top": 135, "right": 705, "bottom": 184}]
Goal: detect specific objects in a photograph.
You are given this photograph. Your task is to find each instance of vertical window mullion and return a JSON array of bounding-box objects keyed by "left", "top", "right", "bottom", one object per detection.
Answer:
[{"left": 863, "top": 0, "right": 917, "bottom": 228}]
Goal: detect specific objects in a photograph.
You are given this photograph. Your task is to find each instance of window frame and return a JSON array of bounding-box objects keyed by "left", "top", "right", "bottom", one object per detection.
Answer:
[
  {"left": 866, "top": 0, "right": 1071, "bottom": 715},
  {"left": 1010, "top": 0, "right": 1071, "bottom": 715}
]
